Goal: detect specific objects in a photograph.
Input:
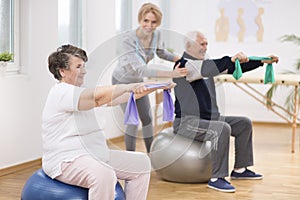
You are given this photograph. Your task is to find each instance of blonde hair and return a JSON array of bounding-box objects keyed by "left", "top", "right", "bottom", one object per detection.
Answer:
[{"left": 138, "top": 3, "right": 163, "bottom": 26}]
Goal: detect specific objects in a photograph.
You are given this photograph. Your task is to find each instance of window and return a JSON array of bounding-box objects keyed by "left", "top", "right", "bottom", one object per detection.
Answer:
[
  {"left": 0, "top": 0, "right": 13, "bottom": 54},
  {"left": 58, "top": 0, "right": 83, "bottom": 47},
  {"left": 115, "top": 0, "right": 132, "bottom": 33},
  {"left": 0, "top": 0, "right": 19, "bottom": 75}
]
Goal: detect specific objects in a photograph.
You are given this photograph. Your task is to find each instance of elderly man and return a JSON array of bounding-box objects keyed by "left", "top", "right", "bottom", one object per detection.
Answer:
[{"left": 173, "top": 31, "right": 278, "bottom": 192}]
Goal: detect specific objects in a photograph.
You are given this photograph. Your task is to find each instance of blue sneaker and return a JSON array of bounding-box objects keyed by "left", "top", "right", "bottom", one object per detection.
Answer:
[
  {"left": 230, "top": 168, "right": 263, "bottom": 180},
  {"left": 207, "top": 178, "right": 236, "bottom": 193}
]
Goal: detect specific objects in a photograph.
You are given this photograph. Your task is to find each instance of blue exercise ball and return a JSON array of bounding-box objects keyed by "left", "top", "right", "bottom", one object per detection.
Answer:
[
  {"left": 150, "top": 127, "right": 212, "bottom": 183},
  {"left": 21, "top": 168, "right": 125, "bottom": 200}
]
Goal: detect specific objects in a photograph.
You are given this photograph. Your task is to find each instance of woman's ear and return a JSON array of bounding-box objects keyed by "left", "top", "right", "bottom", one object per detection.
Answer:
[{"left": 59, "top": 68, "right": 65, "bottom": 78}]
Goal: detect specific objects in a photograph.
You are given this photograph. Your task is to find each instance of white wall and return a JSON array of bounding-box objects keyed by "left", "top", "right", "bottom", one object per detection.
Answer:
[
  {"left": 84, "top": 1, "right": 127, "bottom": 139},
  {"left": 166, "top": 0, "right": 300, "bottom": 122},
  {"left": 0, "top": 0, "right": 58, "bottom": 169},
  {"left": 1, "top": 0, "right": 300, "bottom": 169}
]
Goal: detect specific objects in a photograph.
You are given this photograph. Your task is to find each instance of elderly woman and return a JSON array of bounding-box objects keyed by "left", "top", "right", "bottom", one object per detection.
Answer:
[
  {"left": 42, "top": 44, "right": 174, "bottom": 200},
  {"left": 112, "top": 3, "right": 187, "bottom": 153}
]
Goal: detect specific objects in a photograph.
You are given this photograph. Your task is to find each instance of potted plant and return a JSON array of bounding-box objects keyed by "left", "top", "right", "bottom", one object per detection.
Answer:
[
  {"left": 0, "top": 52, "right": 14, "bottom": 76},
  {"left": 266, "top": 34, "right": 300, "bottom": 116}
]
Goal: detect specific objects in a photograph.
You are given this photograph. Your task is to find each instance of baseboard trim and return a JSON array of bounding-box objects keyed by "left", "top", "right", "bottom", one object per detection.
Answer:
[
  {"left": 1, "top": 122, "right": 287, "bottom": 177},
  {"left": 0, "top": 137, "right": 126, "bottom": 177},
  {"left": 0, "top": 158, "right": 42, "bottom": 177},
  {"left": 252, "top": 121, "right": 295, "bottom": 127}
]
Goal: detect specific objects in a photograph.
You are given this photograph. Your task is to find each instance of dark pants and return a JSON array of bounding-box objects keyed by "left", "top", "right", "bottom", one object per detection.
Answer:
[{"left": 173, "top": 115, "right": 254, "bottom": 178}]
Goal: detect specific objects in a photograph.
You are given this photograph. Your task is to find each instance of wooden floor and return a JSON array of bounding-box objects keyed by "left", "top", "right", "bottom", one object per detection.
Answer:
[{"left": 1, "top": 123, "right": 299, "bottom": 200}]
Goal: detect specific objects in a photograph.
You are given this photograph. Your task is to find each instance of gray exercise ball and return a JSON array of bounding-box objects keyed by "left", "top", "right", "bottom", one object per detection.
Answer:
[{"left": 149, "top": 127, "right": 212, "bottom": 183}]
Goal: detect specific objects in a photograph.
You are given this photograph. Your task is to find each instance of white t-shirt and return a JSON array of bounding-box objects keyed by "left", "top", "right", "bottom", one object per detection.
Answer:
[{"left": 42, "top": 82, "right": 110, "bottom": 178}]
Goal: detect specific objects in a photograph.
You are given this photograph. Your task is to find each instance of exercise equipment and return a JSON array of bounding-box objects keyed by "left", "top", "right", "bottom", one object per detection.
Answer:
[
  {"left": 149, "top": 127, "right": 212, "bottom": 183},
  {"left": 233, "top": 56, "right": 275, "bottom": 83},
  {"left": 124, "top": 83, "right": 174, "bottom": 125},
  {"left": 21, "top": 168, "right": 125, "bottom": 200}
]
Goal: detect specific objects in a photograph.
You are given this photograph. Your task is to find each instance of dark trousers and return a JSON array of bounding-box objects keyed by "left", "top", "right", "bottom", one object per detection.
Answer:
[{"left": 173, "top": 115, "right": 254, "bottom": 178}]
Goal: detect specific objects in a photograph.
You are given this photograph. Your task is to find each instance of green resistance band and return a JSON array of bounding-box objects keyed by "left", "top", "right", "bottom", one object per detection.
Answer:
[{"left": 233, "top": 56, "right": 274, "bottom": 84}]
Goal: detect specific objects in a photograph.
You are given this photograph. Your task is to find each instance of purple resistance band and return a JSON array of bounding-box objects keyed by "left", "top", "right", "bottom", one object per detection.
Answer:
[{"left": 124, "top": 84, "right": 174, "bottom": 125}]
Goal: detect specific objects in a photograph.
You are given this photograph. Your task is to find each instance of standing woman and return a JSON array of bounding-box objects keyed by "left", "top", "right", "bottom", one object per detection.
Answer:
[
  {"left": 43, "top": 44, "right": 175, "bottom": 200},
  {"left": 112, "top": 3, "right": 187, "bottom": 153}
]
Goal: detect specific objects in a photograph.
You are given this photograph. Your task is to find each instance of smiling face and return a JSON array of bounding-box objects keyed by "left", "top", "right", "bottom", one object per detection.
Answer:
[
  {"left": 60, "top": 55, "right": 86, "bottom": 86},
  {"left": 139, "top": 12, "right": 159, "bottom": 36}
]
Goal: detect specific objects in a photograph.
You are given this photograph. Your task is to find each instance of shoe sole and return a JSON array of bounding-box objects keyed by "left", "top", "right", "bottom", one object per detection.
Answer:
[
  {"left": 231, "top": 176, "right": 263, "bottom": 180},
  {"left": 207, "top": 185, "right": 236, "bottom": 193}
]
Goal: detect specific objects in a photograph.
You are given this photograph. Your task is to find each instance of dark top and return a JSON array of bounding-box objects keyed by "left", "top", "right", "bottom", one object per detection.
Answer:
[{"left": 173, "top": 52, "right": 263, "bottom": 120}]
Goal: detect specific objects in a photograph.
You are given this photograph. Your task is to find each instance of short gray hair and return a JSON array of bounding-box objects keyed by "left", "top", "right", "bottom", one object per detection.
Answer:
[
  {"left": 184, "top": 31, "right": 205, "bottom": 49},
  {"left": 48, "top": 44, "right": 88, "bottom": 80}
]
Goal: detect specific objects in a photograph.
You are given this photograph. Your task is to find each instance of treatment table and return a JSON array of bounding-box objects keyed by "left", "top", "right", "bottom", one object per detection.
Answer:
[{"left": 215, "top": 74, "right": 300, "bottom": 153}]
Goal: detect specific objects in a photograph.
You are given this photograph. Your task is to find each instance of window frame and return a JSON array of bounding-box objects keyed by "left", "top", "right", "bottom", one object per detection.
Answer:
[
  {"left": 58, "top": 0, "right": 83, "bottom": 48},
  {"left": 4, "top": 0, "right": 20, "bottom": 76},
  {"left": 115, "top": 0, "right": 132, "bottom": 33}
]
